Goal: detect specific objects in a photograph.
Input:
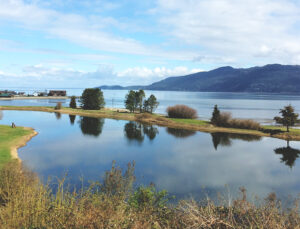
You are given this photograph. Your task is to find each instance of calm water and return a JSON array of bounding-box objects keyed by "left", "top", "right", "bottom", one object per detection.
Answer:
[
  {"left": 1, "top": 89, "right": 300, "bottom": 123},
  {"left": 1, "top": 110, "right": 300, "bottom": 202}
]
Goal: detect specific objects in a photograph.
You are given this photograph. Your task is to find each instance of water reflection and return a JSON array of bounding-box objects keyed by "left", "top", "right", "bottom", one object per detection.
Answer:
[
  {"left": 211, "top": 132, "right": 262, "bottom": 150},
  {"left": 0, "top": 110, "right": 2, "bottom": 120},
  {"left": 54, "top": 112, "right": 61, "bottom": 120},
  {"left": 124, "top": 121, "right": 159, "bottom": 143},
  {"left": 143, "top": 125, "right": 159, "bottom": 140},
  {"left": 80, "top": 117, "right": 105, "bottom": 137},
  {"left": 166, "top": 128, "right": 196, "bottom": 138},
  {"left": 274, "top": 141, "right": 300, "bottom": 168},
  {"left": 69, "top": 115, "right": 76, "bottom": 125}
]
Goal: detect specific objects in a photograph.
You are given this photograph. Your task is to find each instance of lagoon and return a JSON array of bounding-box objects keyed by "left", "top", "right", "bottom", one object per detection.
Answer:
[
  {"left": 1, "top": 110, "right": 300, "bottom": 202},
  {"left": 1, "top": 90, "right": 300, "bottom": 123}
]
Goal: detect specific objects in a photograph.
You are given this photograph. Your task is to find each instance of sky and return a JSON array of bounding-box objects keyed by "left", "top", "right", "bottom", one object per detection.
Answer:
[{"left": 1, "top": 0, "right": 300, "bottom": 88}]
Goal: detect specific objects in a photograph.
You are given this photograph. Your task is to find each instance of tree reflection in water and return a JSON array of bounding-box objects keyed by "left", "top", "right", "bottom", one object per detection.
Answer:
[
  {"left": 80, "top": 117, "right": 104, "bottom": 137},
  {"left": 124, "top": 121, "right": 159, "bottom": 143},
  {"left": 166, "top": 128, "right": 196, "bottom": 138},
  {"left": 274, "top": 141, "right": 300, "bottom": 168},
  {"left": 0, "top": 110, "right": 3, "bottom": 120},
  {"left": 69, "top": 115, "right": 76, "bottom": 125},
  {"left": 211, "top": 132, "right": 262, "bottom": 150},
  {"left": 54, "top": 112, "right": 61, "bottom": 120}
]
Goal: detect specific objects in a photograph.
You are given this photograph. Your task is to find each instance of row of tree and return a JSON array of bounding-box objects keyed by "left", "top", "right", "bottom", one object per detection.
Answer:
[
  {"left": 69, "top": 88, "right": 159, "bottom": 114},
  {"left": 124, "top": 90, "right": 159, "bottom": 113}
]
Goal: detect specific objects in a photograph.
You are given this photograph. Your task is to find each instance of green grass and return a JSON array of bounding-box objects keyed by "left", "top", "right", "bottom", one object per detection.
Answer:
[
  {"left": 169, "top": 118, "right": 210, "bottom": 126},
  {"left": 0, "top": 125, "right": 32, "bottom": 166},
  {"left": 262, "top": 125, "right": 300, "bottom": 135}
]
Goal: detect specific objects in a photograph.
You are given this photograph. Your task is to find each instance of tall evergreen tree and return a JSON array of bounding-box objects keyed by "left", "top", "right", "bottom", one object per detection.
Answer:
[
  {"left": 274, "top": 105, "right": 299, "bottom": 132},
  {"left": 80, "top": 88, "right": 105, "bottom": 110},
  {"left": 211, "top": 105, "right": 221, "bottom": 126},
  {"left": 69, "top": 96, "right": 77, "bottom": 108}
]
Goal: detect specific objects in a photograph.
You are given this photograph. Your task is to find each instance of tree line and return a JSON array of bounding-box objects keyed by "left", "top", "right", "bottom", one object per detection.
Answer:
[{"left": 68, "top": 88, "right": 159, "bottom": 114}]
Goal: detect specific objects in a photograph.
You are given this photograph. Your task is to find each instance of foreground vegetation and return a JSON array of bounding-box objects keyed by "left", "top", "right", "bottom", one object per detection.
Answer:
[
  {"left": 0, "top": 125, "right": 36, "bottom": 166},
  {"left": 0, "top": 161, "right": 299, "bottom": 228}
]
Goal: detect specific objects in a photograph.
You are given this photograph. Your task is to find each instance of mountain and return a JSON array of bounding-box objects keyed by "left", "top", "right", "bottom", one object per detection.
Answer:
[{"left": 98, "top": 64, "right": 300, "bottom": 93}]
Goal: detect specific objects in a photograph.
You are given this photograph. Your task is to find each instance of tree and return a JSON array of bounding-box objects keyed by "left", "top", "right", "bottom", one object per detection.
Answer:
[
  {"left": 144, "top": 94, "right": 159, "bottom": 113},
  {"left": 69, "top": 96, "right": 77, "bottom": 108},
  {"left": 136, "top": 90, "right": 145, "bottom": 112},
  {"left": 211, "top": 105, "right": 221, "bottom": 125},
  {"left": 274, "top": 141, "right": 300, "bottom": 168},
  {"left": 69, "top": 115, "right": 76, "bottom": 125},
  {"left": 274, "top": 105, "right": 299, "bottom": 132},
  {"left": 80, "top": 88, "right": 105, "bottom": 110},
  {"left": 80, "top": 117, "right": 104, "bottom": 137},
  {"left": 125, "top": 90, "right": 137, "bottom": 113}
]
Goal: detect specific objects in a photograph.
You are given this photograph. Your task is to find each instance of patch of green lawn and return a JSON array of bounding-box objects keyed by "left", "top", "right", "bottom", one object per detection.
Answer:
[
  {"left": 0, "top": 125, "right": 31, "bottom": 166},
  {"left": 169, "top": 118, "right": 210, "bottom": 126},
  {"left": 262, "top": 125, "right": 300, "bottom": 135}
]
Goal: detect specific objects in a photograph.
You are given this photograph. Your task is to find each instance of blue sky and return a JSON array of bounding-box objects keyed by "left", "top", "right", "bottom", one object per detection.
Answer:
[{"left": 1, "top": 0, "right": 300, "bottom": 88}]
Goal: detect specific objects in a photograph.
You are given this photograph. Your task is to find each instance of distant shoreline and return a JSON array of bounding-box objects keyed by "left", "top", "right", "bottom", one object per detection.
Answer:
[{"left": 0, "top": 96, "right": 74, "bottom": 101}]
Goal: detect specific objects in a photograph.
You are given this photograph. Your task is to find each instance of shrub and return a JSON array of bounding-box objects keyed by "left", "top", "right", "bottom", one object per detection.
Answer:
[
  {"left": 54, "top": 102, "right": 62, "bottom": 110},
  {"left": 69, "top": 96, "right": 77, "bottom": 108},
  {"left": 229, "top": 118, "right": 261, "bottom": 130},
  {"left": 215, "top": 112, "right": 261, "bottom": 130},
  {"left": 218, "top": 112, "right": 232, "bottom": 127},
  {"left": 167, "top": 105, "right": 197, "bottom": 119}
]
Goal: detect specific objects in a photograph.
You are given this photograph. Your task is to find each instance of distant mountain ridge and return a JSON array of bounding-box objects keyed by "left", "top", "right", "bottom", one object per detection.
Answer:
[{"left": 98, "top": 64, "right": 300, "bottom": 93}]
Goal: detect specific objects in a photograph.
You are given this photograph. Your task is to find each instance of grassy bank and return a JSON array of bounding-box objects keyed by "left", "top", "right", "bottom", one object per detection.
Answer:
[
  {"left": 1, "top": 105, "right": 300, "bottom": 141},
  {"left": 0, "top": 161, "right": 299, "bottom": 228},
  {"left": 0, "top": 125, "right": 37, "bottom": 166}
]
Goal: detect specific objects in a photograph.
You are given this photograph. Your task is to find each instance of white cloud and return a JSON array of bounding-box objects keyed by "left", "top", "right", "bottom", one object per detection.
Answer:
[
  {"left": 0, "top": 0, "right": 195, "bottom": 61},
  {"left": 155, "top": 0, "right": 300, "bottom": 65},
  {"left": 117, "top": 66, "right": 202, "bottom": 79},
  {"left": 0, "top": 64, "right": 202, "bottom": 87}
]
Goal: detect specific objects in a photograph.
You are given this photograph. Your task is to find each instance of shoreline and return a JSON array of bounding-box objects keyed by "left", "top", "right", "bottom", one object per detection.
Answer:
[
  {"left": 10, "top": 127, "right": 38, "bottom": 161},
  {"left": 0, "top": 96, "right": 73, "bottom": 101},
  {"left": 1, "top": 105, "right": 299, "bottom": 141}
]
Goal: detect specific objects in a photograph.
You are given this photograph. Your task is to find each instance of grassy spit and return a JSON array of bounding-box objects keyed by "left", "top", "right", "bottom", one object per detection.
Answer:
[
  {"left": 0, "top": 161, "right": 299, "bottom": 228},
  {"left": 0, "top": 125, "right": 37, "bottom": 166},
  {"left": 1, "top": 105, "right": 300, "bottom": 141}
]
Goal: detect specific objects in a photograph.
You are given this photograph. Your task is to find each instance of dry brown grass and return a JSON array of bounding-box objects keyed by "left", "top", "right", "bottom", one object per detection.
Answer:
[
  {"left": 215, "top": 112, "right": 261, "bottom": 130},
  {"left": 0, "top": 161, "right": 300, "bottom": 228}
]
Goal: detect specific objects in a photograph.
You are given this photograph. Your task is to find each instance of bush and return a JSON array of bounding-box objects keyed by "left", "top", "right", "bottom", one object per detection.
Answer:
[
  {"left": 167, "top": 105, "right": 197, "bottom": 119},
  {"left": 215, "top": 112, "right": 261, "bottom": 130},
  {"left": 54, "top": 102, "right": 62, "bottom": 110},
  {"left": 229, "top": 118, "right": 261, "bottom": 130},
  {"left": 69, "top": 96, "right": 77, "bottom": 108}
]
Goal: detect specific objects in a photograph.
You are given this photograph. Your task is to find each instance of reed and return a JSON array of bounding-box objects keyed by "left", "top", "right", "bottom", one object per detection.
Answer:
[{"left": 0, "top": 161, "right": 299, "bottom": 228}]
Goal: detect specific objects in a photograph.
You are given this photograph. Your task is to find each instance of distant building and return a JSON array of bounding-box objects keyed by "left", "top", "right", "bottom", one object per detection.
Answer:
[
  {"left": 0, "top": 93, "right": 13, "bottom": 98},
  {"left": 17, "top": 92, "right": 25, "bottom": 96},
  {"left": 0, "top": 90, "right": 16, "bottom": 97},
  {"left": 33, "top": 92, "right": 39, "bottom": 97},
  {"left": 37, "top": 92, "right": 47, "bottom": 96},
  {"left": 48, "top": 90, "right": 67, "bottom": 96}
]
